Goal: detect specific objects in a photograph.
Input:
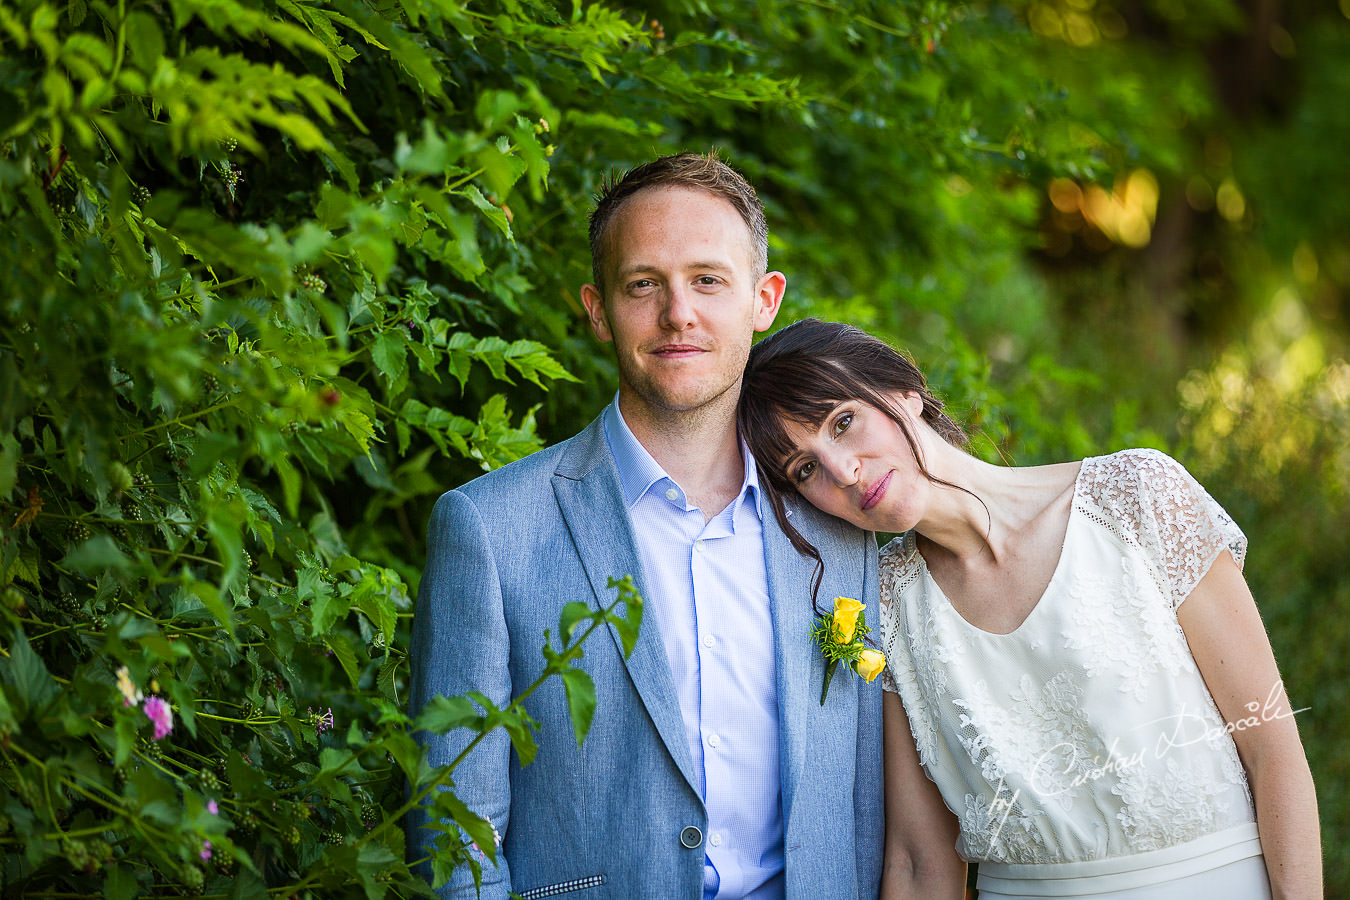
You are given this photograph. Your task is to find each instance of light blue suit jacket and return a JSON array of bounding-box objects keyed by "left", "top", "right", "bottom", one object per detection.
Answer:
[{"left": 408, "top": 414, "right": 884, "bottom": 899}]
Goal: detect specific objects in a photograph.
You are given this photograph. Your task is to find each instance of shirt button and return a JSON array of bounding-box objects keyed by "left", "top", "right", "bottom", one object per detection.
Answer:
[
  {"left": 710, "top": 832, "right": 723, "bottom": 848},
  {"left": 702, "top": 634, "right": 715, "bottom": 649},
  {"left": 694, "top": 539, "right": 706, "bottom": 552},
  {"left": 665, "top": 487, "right": 679, "bottom": 503},
  {"left": 707, "top": 733, "right": 720, "bottom": 748}
]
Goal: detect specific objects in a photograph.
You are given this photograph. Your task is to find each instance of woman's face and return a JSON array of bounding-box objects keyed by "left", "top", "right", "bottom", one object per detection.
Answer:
[{"left": 777, "top": 392, "right": 930, "bottom": 532}]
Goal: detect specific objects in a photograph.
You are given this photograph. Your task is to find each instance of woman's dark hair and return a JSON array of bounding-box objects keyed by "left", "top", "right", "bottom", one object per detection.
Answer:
[{"left": 737, "top": 318, "right": 969, "bottom": 611}]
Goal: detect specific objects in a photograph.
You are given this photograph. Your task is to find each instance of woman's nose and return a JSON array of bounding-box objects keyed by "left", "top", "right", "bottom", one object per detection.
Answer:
[{"left": 823, "top": 453, "right": 860, "bottom": 487}]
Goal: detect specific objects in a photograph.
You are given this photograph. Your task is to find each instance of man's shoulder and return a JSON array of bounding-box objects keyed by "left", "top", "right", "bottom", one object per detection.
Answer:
[{"left": 452, "top": 416, "right": 606, "bottom": 503}]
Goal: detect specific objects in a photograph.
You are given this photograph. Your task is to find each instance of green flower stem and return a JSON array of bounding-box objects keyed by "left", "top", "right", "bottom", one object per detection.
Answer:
[{"left": 279, "top": 597, "right": 627, "bottom": 896}]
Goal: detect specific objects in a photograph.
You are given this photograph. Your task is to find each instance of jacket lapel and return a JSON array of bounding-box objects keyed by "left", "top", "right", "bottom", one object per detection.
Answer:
[
  {"left": 762, "top": 495, "right": 825, "bottom": 822},
  {"left": 551, "top": 418, "right": 701, "bottom": 798}
]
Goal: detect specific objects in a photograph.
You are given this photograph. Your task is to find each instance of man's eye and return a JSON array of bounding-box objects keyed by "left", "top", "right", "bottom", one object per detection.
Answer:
[
  {"left": 695, "top": 276, "right": 720, "bottom": 285},
  {"left": 833, "top": 413, "right": 853, "bottom": 436}
]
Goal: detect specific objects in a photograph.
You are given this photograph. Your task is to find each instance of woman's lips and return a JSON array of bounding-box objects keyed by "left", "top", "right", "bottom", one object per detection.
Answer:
[{"left": 861, "top": 470, "right": 892, "bottom": 511}]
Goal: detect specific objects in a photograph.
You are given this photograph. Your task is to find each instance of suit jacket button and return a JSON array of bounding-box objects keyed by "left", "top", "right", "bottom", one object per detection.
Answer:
[{"left": 680, "top": 826, "right": 703, "bottom": 849}]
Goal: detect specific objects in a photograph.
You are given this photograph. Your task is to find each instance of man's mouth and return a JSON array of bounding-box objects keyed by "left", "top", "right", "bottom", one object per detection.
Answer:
[{"left": 651, "top": 344, "right": 707, "bottom": 358}]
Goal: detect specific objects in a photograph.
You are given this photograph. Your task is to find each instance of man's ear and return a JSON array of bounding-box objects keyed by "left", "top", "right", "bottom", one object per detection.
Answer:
[
  {"left": 752, "top": 271, "right": 787, "bottom": 332},
  {"left": 579, "top": 283, "right": 613, "bottom": 342}
]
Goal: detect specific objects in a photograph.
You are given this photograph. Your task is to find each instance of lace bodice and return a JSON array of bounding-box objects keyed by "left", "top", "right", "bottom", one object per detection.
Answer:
[{"left": 878, "top": 449, "right": 1256, "bottom": 865}]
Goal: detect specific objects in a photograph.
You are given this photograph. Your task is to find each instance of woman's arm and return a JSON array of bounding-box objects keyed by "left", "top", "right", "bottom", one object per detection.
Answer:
[
  {"left": 1177, "top": 551, "right": 1322, "bottom": 899},
  {"left": 879, "top": 690, "right": 966, "bottom": 900}
]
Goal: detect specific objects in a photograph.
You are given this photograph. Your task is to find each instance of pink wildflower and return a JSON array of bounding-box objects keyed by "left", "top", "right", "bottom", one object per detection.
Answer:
[
  {"left": 207, "top": 799, "right": 219, "bottom": 815},
  {"left": 143, "top": 695, "right": 173, "bottom": 740},
  {"left": 200, "top": 840, "right": 212, "bottom": 861},
  {"left": 308, "top": 706, "right": 335, "bottom": 735}
]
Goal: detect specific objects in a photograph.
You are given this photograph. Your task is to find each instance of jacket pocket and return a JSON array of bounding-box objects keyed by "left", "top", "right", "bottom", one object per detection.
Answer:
[{"left": 517, "top": 874, "right": 606, "bottom": 899}]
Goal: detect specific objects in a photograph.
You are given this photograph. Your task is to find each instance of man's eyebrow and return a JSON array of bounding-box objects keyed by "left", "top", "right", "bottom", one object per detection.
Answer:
[{"left": 615, "top": 260, "right": 736, "bottom": 279}]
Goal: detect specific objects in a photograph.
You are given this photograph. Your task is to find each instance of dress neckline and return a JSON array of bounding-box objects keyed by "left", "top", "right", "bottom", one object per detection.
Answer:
[{"left": 907, "top": 456, "right": 1094, "bottom": 638}]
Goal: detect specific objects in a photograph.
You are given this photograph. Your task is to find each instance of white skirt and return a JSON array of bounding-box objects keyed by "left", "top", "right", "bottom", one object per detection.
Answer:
[{"left": 976, "top": 825, "right": 1270, "bottom": 900}]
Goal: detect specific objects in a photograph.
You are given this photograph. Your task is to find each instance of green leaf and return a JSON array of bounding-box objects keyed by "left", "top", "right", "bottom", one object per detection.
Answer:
[
  {"left": 0, "top": 432, "right": 18, "bottom": 497},
  {"left": 558, "top": 601, "right": 592, "bottom": 646},
  {"left": 414, "top": 694, "right": 481, "bottom": 734},
  {"left": 102, "top": 862, "right": 141, "bottom": 900},
  {"left": 61, "top": 536, "right": 132, "bottom": 576},
  {"left": 189, "top": 578, "right": 235, "bottom": 639},
  {"left": 560, "top": 667, "right": 596, "bottom": 747},
  {"left": 371, "top": 329, "right": 409, "bottom": 390},
  {"left": 124, "top": 11, "right": 164, "bottom": 67},
  {"left": 324, "top": 633, "right": 360, "bottom": 688}
]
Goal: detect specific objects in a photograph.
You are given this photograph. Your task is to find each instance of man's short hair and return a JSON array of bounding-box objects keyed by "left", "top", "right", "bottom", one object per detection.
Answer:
[{"left": 587, "top": 151, "right": 769, "bottom": 293}]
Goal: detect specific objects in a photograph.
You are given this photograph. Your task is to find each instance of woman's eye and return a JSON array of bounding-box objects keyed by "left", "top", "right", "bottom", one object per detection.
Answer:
[
  {"left": 833, "top": 413, "right": 853, "bottom": 435},
  {"left": 795, "top": 460, "right": 817, "bottom": 482}
]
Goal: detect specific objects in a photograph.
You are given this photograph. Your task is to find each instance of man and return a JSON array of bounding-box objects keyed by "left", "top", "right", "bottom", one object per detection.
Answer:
[{"left": 409, "top": 153, "right": 883, "bottom": 899}]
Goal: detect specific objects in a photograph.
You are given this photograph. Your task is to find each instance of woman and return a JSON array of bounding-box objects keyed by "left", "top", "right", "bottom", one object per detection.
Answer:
[{"left": 737, "top": 319, "right": 1321, "bottom": 899}]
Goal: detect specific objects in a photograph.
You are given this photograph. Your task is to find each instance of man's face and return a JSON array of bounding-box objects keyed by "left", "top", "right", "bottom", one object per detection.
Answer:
[{"left": 580, "top": 186, "right": 785, "bottom": 424}]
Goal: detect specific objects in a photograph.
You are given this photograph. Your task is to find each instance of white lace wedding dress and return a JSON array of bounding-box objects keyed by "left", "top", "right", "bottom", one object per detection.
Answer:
[{"left": 878, "top": 449, "right": 1272, "bottom": 899}]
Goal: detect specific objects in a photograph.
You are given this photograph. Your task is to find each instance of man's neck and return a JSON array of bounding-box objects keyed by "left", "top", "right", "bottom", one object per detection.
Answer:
[{"left": 617, "top": 392, "right": 746, "bottom": 520}]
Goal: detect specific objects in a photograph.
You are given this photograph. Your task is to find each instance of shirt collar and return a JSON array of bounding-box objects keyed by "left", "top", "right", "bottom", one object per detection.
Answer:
[{"left": 602, "top": 397, "right": 762, "bottom": 526}]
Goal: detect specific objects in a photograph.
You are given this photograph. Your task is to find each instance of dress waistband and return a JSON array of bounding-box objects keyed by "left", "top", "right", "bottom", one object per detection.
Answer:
[{"left": 976, "top": 824, "right": 1262, "bottom": 897}]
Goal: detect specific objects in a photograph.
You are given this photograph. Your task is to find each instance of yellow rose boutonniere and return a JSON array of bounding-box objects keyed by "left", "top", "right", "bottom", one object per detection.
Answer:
[
  {"left": 856, "top": 649, "right": 886, "bottom": 683},
  {"left": 810, "top": 597, "right": 887, "bottom": 704},
  {"left": 831, "top": 596, "right": 865, "bottom": 644}
]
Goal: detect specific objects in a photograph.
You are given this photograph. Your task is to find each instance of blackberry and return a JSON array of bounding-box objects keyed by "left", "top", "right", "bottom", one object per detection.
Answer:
[
  {"left": 180, "top": 862, "right": 204, "bottom": 894},
  {"left": 236, "top": 809, "right": 259, "bottom": 834},
  {"left": 62, "top": 838, "right": 96, "bottom": 874},
  {"left": 299, "top": 273, "right": 327, "bottom": 293},
  {"left": 55, "top": 592, "right": 81, "bottom": 614},
  {"left": 198, "top": 768, "right": 222, "bottom": 793},
  {"left": 361, "top": 804, "right": 379, "bottom": 831},
  {"left": 323, "top": 830, "right": 344, "bottom": 845},
  {"left": 283, "top": 824, "right": 301, "bottom": 845},
  {"left": 222, "top": 137, "right": 238, "bottom": 152},
  {"left": 133, "top": 471, "right": 152, "bottom": 488},
  {"left": 214, "top": 853, "right": 237, "bottom": 876},
  {"left": 66, "top": 521, "right": 92, "bottom": 544},
  {"left": 133, "top": 185, "right": 151, "bottom": 204},
  {"left": 1, "top": 587, "right": 26, "bottom": 613},
  {"left": 203, "top": 375, "right": 221, "bottom": 394}
]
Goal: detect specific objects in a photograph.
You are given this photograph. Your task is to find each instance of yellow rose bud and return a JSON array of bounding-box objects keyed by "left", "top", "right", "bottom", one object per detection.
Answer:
[
  {"left": 831, "top": 596, "right": 865, "bottom": 644},
  {"left": 856, "top": 649, "right": 886, "bottom": 683}
]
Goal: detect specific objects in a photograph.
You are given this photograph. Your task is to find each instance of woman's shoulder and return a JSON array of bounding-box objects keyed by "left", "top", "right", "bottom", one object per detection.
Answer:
[
  {"left": 1076, "top": 447, "right": 1196, "bottom": 509},
  {"left": 878, "top": 532, "right": 924, "bottom": 606}
]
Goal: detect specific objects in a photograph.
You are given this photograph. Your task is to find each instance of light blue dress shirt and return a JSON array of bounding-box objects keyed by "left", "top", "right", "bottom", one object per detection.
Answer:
[{"left": 603, "top": 401, "right": 784, "bottom": 900}]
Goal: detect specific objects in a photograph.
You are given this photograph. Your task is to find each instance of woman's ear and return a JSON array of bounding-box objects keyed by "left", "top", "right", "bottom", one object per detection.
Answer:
[{"left": 890, "top": 390, "right": 925, "bottom": 420}]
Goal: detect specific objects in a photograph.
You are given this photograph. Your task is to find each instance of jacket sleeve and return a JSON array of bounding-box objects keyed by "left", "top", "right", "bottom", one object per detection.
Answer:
[
  {"left": 854, "top": 531, "right": 886, "bottom": 898},
  {"left": 407, "top": 489, "right": 514, "bottom": 899}
]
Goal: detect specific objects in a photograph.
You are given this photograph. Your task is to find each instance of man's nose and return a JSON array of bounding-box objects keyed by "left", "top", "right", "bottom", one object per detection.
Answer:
[{"left": 659, "top": 283, "right": 696, "bottom": 331}]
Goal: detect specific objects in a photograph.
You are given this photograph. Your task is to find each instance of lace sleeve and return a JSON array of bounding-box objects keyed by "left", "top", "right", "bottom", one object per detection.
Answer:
[{"left": 1080, "top": 449, "right": 1247, "bottom": 609}]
